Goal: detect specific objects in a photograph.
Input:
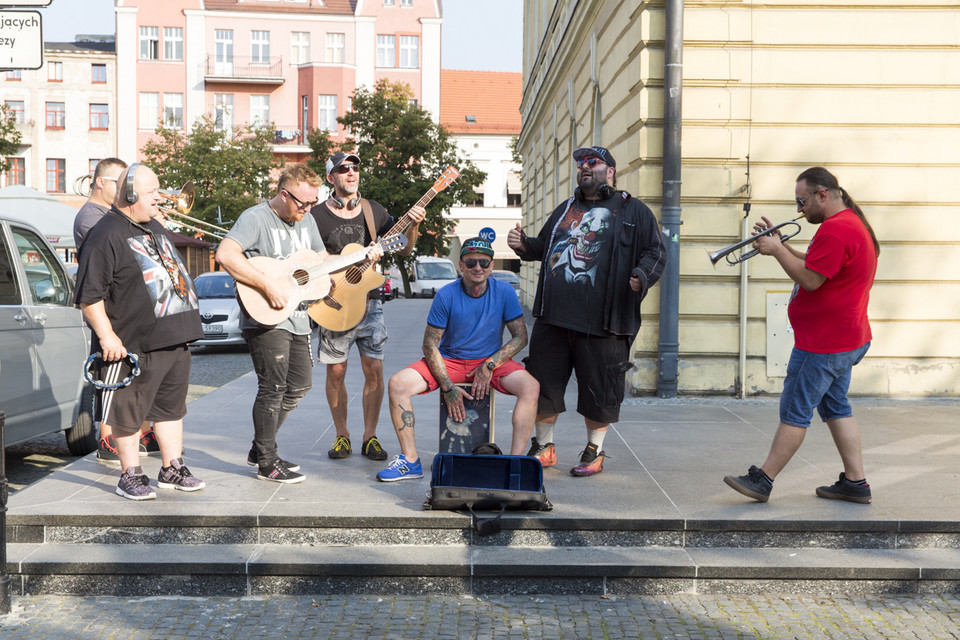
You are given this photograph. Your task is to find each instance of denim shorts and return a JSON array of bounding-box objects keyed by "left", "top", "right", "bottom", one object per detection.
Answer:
[
  {"left": 317, "top": 300, "right": 387, "bottom": 364},
  {"left": 779, "top": 342, "right": 870, "bottom": 428}
]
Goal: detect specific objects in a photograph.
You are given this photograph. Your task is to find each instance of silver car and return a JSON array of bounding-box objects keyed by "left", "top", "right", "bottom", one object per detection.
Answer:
[
  {"left": 0, "top": 215, "right": 96, "bottom": 454},
  {"left": 193, "top": 271, "right": 244, "bottom": 347}
]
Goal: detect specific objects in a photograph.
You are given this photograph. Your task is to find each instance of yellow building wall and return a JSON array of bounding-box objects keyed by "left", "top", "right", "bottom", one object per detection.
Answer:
[{"left": 518, "top": 0, "right": 960, "bottom": 397}]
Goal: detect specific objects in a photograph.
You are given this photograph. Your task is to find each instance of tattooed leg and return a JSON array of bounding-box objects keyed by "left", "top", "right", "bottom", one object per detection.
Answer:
[{"left": 387, "top": 367, "right": 428, "bottom": 462}]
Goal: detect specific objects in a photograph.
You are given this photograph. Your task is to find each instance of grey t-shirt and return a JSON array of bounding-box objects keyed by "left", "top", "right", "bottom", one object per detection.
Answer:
[
  {"left": 73, "top": 200, "right": 109, "bottom": 250},
  {"left": 224, "top": 201, "right": 326, "bottom": 335}
]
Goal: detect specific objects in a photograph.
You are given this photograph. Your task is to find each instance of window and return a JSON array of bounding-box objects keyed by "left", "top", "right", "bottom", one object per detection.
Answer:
[
  {"left": 164, "top": 27, "right": 184, "bottom": 60},
  {"left": 325, "top": 32, "right": 345, "bottom": 63},
  {"left": 89, "top": 159, "right": 100, "bottom": 174},
  {"left": 401, "top": 0, "right": 412, "bottom": 6},
  {"left": 251, "top": 30, "right": 270, "bottom": 63},
  {"left": 250, "top": 95, "right": 270, "bottom": 126},
  {"left": 45, "top": 102, "right": 65, "bottom": 129},
  {"left": 47, "top": 61, "right": 63, "bottom": 82},
  {"left": 163, "top": 93, "right": 184, "bottom": 128},
  {"left": 291, "top": 31, "right": 310, "bottom": 64},
  {"left": 139, "top": 26, "right": 159, "bottom": 60},
  {"left": 6, "top": 158, "right": 25, "bottom": 186},
  {"left": 376, "top": 35, "right": 395, "bottom": 68},
  {"left": 507, "top": 193, "right": 522, "bottom": 206},
  {"left": 215, "top": 30, "right": 234, "bottom": 75},
  {"left": 139, "top": 92, "right": 159, "bottom": 129},
  {"left": 46, "top": 159, "right": 66, "bottom": 193},
  {"left": 89, "top": 104, "right": 109, "bottom": 130},
  {"left": 399, "top": 35, "right": 419, "bottom": 68},
  {"left": 5, "top": 70, "right": 21, "bottom": 81},
  {"left": 214, "top": 94, "right": 234, "bottom": 132},
  {"left": 4, "top": 100, "right": 24, "bottom": 124},
  {"left": 91, "top": 63, "right": 107, "bottom": 83},
  {"left": 317, "top": 94, "right": 337, "bottom": 131},
  {"left": 383, "top": 0, "right": 395, "bottom": 5}
]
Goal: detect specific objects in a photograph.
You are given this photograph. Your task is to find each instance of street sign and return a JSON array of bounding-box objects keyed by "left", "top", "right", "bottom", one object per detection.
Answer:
[
  {"left": 0, "top": 11, "right": 42, "bottom": 70},
  {"left": 479, "top": 227, "right": 496, "bottom": 242}
]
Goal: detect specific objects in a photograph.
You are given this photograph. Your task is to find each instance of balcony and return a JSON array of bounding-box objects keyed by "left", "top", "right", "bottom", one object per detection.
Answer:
[{"left": 204, "top": 56, "right": 285, "bottom": 85}]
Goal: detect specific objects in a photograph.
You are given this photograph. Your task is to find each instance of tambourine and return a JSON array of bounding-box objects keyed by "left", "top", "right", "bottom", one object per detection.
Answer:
[{"left": 83, "top": 352, "right": 141, "bottom": 390}]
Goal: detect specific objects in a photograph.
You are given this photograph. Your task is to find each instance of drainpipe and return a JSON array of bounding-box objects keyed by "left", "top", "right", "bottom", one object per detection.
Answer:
[
  {"left": 657, "top": 0, "right": 684, "bottom": 398},
  {"left": 0, "top": 411, "right": 10, "bottom": 614}
]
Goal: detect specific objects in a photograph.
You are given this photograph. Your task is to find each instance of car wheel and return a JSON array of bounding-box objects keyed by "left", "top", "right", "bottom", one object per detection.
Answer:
[{"left": 66, "top": 384, "right": 99, "bottom": 456}]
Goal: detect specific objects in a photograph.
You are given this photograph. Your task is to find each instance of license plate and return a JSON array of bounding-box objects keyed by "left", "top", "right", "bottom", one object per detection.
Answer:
[{"left": 204, "top": 324, "right": 223, "bottom": 333}]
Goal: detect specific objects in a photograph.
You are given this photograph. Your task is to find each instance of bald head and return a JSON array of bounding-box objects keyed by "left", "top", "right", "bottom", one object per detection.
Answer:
[{"left": 114, "top": 164, "right": 161, "bottom": 224}]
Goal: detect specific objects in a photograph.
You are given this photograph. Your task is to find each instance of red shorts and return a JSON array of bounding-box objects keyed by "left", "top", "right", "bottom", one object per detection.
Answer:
[{"left": 408, "top": 357, "right": 524, "bottom": 394}]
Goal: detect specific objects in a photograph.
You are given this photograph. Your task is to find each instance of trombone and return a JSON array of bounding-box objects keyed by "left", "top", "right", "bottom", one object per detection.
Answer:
[
  {"left": 708, "top": 215, "right": 804, "bottom": 266},
  {"left": 158, "top": 182, "right": 228, "bottom": 241}
]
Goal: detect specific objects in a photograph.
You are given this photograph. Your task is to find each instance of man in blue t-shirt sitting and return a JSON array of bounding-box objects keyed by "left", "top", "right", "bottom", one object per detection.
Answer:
[{"left": 377, "top": 238, "right": 540, "bottom": 482}]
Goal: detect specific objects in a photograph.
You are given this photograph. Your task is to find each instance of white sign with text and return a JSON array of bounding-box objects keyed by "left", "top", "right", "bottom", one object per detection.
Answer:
[{"left": 0, "top": 11, "right": 42, "bottom": 70}]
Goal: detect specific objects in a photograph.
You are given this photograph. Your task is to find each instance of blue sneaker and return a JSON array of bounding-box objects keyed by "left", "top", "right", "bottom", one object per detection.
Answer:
[{"left": 377, "top": 454, "right": 423, "bottom": 482}]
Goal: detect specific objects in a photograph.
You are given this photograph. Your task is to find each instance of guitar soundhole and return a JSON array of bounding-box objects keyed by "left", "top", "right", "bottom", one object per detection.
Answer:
[
  {"left": 292, "top": 268, "right": 309, "bottom": 285},
  {"left": 344, "top": 267, "right": 363, "bottom": 285}
]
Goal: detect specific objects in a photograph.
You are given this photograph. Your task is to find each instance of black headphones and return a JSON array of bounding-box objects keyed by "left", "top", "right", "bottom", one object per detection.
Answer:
[
  {"left": 122, "top": 162, "right": 140, "bottom": 205},
  {"left": 574, "top": 183, "right": 614, "bottom": 202},
  {"left": 329, "top": 192, "right": 361, "bottom": 209}
]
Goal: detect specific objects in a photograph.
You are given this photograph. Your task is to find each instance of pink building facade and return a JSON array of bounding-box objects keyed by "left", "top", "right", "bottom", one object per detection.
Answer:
[{"left": 115, "top": 0, "right": 442, "bottom": 163}]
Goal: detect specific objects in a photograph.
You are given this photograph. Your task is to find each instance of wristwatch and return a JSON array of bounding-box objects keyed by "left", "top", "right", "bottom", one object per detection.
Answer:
[{"left": 485, "top": 360, "right": 496, "bottom": 372}]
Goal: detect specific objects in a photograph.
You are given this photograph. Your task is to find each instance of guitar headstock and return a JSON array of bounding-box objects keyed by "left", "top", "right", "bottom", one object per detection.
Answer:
[
  {"left": 432, "top": 166, "right": 460, "bottom": 193},
  {"left": 380, "top": 234, "right": 408, "bottom": 254}
]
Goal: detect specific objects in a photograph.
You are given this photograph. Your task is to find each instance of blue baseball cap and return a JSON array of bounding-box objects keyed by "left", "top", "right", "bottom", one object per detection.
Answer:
[{"left": 460, "top": 237, "right": 495, "bottom": 258}]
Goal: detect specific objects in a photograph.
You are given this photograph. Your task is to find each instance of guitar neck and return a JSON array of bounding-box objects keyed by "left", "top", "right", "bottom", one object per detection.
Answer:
[{"left": 382, "top": 186, "right": 441, "bottom": 240}]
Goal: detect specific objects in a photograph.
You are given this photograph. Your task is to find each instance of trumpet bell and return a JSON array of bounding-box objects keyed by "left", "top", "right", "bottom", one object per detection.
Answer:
[{"left": 159, "top": 181, "right": 194, "bottom": 215}]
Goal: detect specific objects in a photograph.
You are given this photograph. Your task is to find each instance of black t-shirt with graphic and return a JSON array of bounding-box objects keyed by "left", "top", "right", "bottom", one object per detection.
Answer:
[
  {"left": 540, "top": 200, "right": 617, "bottom": 334},
  {"left": 74, "top": 209, "right": 202, "bottom": 354},
  {"left": 310, "top": 199, "right": 394, "bottom": 255}
]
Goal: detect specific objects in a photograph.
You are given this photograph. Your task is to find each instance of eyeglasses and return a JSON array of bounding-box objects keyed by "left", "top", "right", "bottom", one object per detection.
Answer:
[
  {"left": 283, "top": 188, "right": 318, "bottom": 211},
  {"left": 335, "top": 163, "right": 359, "bottom": 175},
  {"left": 463, "top": 258, "right": 491, "bottom": 269},
  {"left": 576, "top": 157, "right": 602, "bottom": 168},
  {"left": 796, "top": 192, "right": 816, "bottom": 208}
]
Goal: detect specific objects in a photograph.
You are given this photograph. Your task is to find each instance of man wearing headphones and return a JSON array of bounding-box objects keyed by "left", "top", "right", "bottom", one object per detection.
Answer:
[
  {"left": 75, "top": 163, "right": 205, "bottom": 500},
  {"left": 310, "top": 152, "right": 426, "bottom": 462},
  {"left": 507, "top": 146, "right": 666, "bottom": 477}
]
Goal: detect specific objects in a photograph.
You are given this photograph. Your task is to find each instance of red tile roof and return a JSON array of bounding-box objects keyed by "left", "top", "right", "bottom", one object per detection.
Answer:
[
  {"left": 204, "top": 0, "right": 355, "bottom": 15},
  {"left": 440, "top": 69, "right": 522, "bottom": 135}
]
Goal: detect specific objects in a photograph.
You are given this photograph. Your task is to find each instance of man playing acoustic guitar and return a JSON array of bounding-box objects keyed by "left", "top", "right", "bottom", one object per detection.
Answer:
[
  {"left": 217, "top": 163, "right": 383, "bottom": 483},
  {"left": 310, "top": 152, "right": 426, "bottom": 463}
]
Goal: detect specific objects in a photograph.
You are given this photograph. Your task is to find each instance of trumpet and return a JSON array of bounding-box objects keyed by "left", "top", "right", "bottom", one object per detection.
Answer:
[
  {"left": 708, "top": 215, "right": 804, "bottom": 266},
  {"left": 158, "top": 182, "right": 228, "bottom": 241}
]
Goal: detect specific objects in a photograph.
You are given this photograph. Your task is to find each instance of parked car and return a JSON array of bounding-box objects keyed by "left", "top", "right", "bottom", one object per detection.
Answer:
[
  {"left": 409, "top": 256, "right": 459, "bottom": 297},
  {"left": 490, "top": 270, "right": 521, "bottom": 297},
  {"left": 0, "top": 214, "right": 96, "bottom": 455},
  {"left": 192, "top": 271, "right": 245, "bottom": 347}
]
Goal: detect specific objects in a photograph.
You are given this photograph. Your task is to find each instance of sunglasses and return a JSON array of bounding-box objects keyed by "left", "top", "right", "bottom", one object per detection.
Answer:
[
  {"left": 463, "top": 258, "right": 491, "bottom": 269},
  {"left": 283, "top": 188, "right": 318, "bottom": 210},
  {"left": 576, "top": 157, "right": 602, "bottom": 168},
  {"left": 796, "top": 192, "right": 817, "bottom": 208},
  {"left": 335, "top": 163, "right": 359, "bottom": 174}
]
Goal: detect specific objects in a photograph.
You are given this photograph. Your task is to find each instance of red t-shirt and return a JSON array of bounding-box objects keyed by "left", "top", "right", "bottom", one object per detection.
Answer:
[{"left": 788, "top": 209, "right": 877, "bottom": 353}]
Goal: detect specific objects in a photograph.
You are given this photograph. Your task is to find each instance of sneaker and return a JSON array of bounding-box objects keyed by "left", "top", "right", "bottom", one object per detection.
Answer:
[
  {"left": 570, "top": 443, "right": 605, "bottom": 477},
  {"left": 246, "top": 445, "right": 301, "bottom": 472},
  {"left": 116, "top": 466, "right": 156, "bottom": 501},
  {"left": 157, "top": 457, "right": 206, "bottom": 492},
  {"left": 816, "top": 473, "right": 872, "bottom": 504},
  {"left": 138, "top": 430, "right": 161, "bottom": 457},
  {"left": 526, "top": 437, "right": 557, "bottom": 468},
  {"left": 328, "top": 435, "right": 352, "bottom": 459},
  {"left": 96, "top": 435, "right": 121, "bottom": 467},
  {"left": 724, "top": 465, "right": 773, "bottom": 502},
  {"left": 257, "top": 461, "right": 305, "bottom": 484},
  {"left": 377, "top": 454, "right": 423, "bottom": 482},
  {"left": 362, "top": 436, "right": 388, "bottom": 461}
]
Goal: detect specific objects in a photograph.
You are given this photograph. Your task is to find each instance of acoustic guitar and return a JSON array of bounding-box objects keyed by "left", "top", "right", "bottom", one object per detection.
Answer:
[
  {"left": 307, "top": 166, "right": 461, "bottom": 332},
  {"left": 236, "top": 234, "right": 407, "bottom": 326}
]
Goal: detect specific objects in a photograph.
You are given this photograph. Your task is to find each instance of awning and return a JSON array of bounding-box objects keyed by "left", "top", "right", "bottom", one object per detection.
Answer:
[{"left": 506, "top": 172, "right": 521, "bottom": 194}]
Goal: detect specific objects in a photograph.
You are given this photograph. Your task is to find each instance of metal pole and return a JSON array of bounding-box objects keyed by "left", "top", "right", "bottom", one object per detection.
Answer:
[
  {"left": 0, "top": 411, "right": 11, "bottom": 614},
  {"left": 657, "top": 0, "right": 684, "bottom": 398}
]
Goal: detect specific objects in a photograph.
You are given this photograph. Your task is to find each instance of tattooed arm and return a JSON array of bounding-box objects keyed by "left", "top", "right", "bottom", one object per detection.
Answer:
[
  {"left": 423, "top": 324, "right": 472, "bottom": 422},
  {"left": 469, "top": 316, "right": 528, "bottom": 400}
]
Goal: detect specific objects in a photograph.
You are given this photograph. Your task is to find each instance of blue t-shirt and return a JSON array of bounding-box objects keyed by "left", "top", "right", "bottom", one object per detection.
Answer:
[{"left": 427, "top": 277, "right": 524, "bottom": 360}]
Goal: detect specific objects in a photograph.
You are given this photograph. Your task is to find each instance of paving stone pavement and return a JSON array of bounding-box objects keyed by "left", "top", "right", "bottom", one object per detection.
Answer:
[{"left": 0, "top": 593, "right": 958, "bottom": 639}]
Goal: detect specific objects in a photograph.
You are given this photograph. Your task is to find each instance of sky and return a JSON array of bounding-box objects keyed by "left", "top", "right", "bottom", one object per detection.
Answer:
[{"left": 34, "top": 0, "right": 522, "bottom": 73}]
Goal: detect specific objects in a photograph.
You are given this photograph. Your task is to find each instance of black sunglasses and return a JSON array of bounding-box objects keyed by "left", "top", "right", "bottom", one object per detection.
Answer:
[
  {"left": 335, "top": 163, "right": 359, "bottom": 175},
  {"left": 463, "top": 258, "right": 491, "bottom": 269},
  {"left": 283, "top": 188, "right": 318, "bottom": 210}
]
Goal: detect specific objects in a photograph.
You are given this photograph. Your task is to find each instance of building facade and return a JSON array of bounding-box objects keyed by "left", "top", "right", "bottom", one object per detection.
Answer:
[
  {"left": 440, "top": 69, "right": 522, "bottom": 269},
  {"left": 115, "top": 0, "right": 442, "bottom": 164},
  {"left": 2, "top": 37, "right": 118, "bottom": 209},
  {"left": 519, "top": 1, "right": 960, "bottom": 397}
]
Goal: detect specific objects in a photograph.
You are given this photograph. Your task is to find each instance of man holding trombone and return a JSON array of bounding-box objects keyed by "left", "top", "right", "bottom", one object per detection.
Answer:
[{"left": 724, "top": 167, "right": 880, "bottom": 504}]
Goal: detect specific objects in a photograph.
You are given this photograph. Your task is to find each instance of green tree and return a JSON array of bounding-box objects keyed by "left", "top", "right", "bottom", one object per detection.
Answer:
[
  {"left": 1, "top": 105, "right": 24, "bottom": 175},
  {"left": 308, "top": 79, "right": 485, "bottom": 295},
  {"left": 140, "top": 115, "right": 280, "bottom": 236}
]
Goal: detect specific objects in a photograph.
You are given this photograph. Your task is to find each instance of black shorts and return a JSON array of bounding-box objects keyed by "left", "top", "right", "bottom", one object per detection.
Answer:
[
  {"left": 98, "top": 345, "right": 191, "bottom": 434},
  {"left": 526, "top": 321, "right": 632, "bottom": 425}
]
